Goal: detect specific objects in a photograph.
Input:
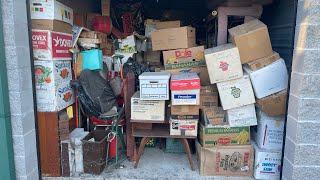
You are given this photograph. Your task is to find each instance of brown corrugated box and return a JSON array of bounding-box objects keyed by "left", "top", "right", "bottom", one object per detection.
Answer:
[
  {"left": 196, "top": 141, "right": 253, "bottom": 176},
  {"left": 151, "top": 26, "right": 196, "bottom": 51},
  {"left": 200, "top": 106, "right": 226, "bottom": 126},
  {"left": 247, "top": 51, "right": 281, "bottom": 70},
  {"left": 200, "top": 85, "right": 219, "bottom": 109},
  {"left": 171, "top": 105, "right": 199, "bottom": 120},
  {"left": 228, "top": 19, "right": 273, "bottom": 64},
  {"left": 32, "top": 19, "right": 72, "bottom": 34},
  {"left": 256, "top": 90, "right": 287, "bottom": 116}
]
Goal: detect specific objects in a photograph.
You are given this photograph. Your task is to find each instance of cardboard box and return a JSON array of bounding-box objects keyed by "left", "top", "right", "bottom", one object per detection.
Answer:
[
  {"left": 32, "top": 30, "right": 72, "bottom": 60},
  {"left": 256, "top": 90, "right": 287, "bottom": 116},
  {"left": 217, "top": 75, "right": 255, "bottom": 110},
  {"left": 171, "top": 105, "right": 199, "bottom": 120},
  {"left": 171, "top": 73, "right": 200, "bottom": 105},
  {"left": 254, "top": 109, "right": 285, "bottom": 150},
  {"left": 131, "top": 92, "right": 165, "bottom": 121},
  {"left": 101, "top": 0, "right": 110, "bottom": 16},
  {"left": 201, "top": 107, "right": 227, "bottom": 126},
  {"left": 165, "top": 66, "right": 210, "bottom": 86},
  {"left": 205, "top": 44, "right": 243, "bottom": 84},
  {"left": 30, "top": 0, "right": 73, "bottom": 26},
  {"left": 196, "top": 141, "right": 253, "bottom": 176},
  {"left": 145, "top": 19, "right": 181, "bottom": 37},
  {"left": 228, "top": 20, "right": 273, "bottom": 63},
  {"left": 31, "top": 19, "right": 72, "bottom": 34},
  {"left": 151, "top": 26, "right": 196, "bottom": 51},
  {"left": 200, "top": 85, "right": 219, "bottom": 108},
  {"left": 253, "top": 142, "right": 282, "bottom": 180},
  {"left": 139, "top": 72, "right": 171, "bottom": 100},
  {"left": 244, "top": 59, "right": 288, "bottom": 99},
  {"left": 163, "top": 46, "right": 205, "bottom": 70},
  {"left": 74, "top": 13, "right": 86, "bottom": 27},
  {"left": 36, "top": 82, "right": 75, "bottom": 112},
  {"left": 34, "top": 60, "right": 72, "bottom": 87},
  {"left": 199, "top": 124, "right": 250, "bottom": 147},
  {"left": 226, "top": 104, "right": 257, "bottom": 127},
  {"left": 169, "top": 119, "right": 198, "bottom": 137},
  {"left": 144, "top": 51, "right": 161, "bottom": 65},
  {"left": 247, "top": 51, "right": 281, "bottom": 71}
]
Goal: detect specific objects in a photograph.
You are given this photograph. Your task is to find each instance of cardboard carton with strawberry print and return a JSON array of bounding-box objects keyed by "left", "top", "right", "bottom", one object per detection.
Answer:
[
  {"left": 34, "top": 60, "right": 72, "bottom": 88},
  {"left": 204, "top": 44, "right": 243, "bottom": 84},
  {"left": 36, "top": 82, "right": 74, "bottom": 112}
]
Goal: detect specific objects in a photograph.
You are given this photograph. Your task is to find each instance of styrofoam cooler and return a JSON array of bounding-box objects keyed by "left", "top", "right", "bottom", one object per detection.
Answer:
[
  {"left": 217, "top": 75, "right": 255, "bottom": 110},
  {"left": 139, "top": 72, "right": 171, "bottom": 100},
  {"left": 244, "top": 59, "right": 288, "bottom": 99}
]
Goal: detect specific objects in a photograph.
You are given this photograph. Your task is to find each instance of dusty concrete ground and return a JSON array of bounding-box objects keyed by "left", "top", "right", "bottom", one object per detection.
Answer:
[{"left": 44, "top": 148, "right": 254, "bottom": 180}]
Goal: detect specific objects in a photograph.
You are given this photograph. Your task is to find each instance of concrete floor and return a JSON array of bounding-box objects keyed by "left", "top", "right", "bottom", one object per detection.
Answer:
[{"left": 44, "top": 148, "right": 254, "bottom": 180}]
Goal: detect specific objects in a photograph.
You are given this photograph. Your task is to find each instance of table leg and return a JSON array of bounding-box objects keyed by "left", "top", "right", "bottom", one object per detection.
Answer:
[
  {"left": 134, "top": 137, "right": 150, "bottom": 168},
  {"left": 179, "top": 138, "right": 195, "bottom": 171}
]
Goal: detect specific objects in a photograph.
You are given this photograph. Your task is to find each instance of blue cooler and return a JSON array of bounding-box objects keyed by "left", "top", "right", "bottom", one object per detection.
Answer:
[{"left": 81, "top": 49, "right": 103, "bottom": 70}]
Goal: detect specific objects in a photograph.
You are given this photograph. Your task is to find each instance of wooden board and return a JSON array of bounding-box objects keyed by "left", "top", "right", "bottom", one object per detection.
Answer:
[{"left": 37, "top": 112, "right": 61, "bottom": 177}]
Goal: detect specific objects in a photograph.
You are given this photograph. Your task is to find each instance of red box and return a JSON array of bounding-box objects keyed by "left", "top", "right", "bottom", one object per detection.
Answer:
[
  {"left": 32, "top": 30, "right": 72, "bottom": 60},
  {"left": 170, "top": 72, "right": 200, "bottom": 91}
]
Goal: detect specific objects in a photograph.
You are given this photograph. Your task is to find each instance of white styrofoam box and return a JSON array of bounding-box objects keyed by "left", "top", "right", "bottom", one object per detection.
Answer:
[
  {"left": 244, "top": 59, "right": 288, "bottom": 99},
  {"left": 226, "top": 104, "right": 257, "bottom": 127},
  {"left": 131, "top": 91, "right": 165, "bottom": 121},
  {"left": 170, "top": 119, "right": 198, "bottom": 137},
  {"left": 217, "top": 75, "right": 255, "bottom": 110},
  {"left": 32, "top": 30, "right": 73, "bottom": 60},
  {"left": 34, "top": 60, "right": 72, "bottom": 87},
  {"left": 205, "top": 44, "right": 243, "bottom": 84},
  {"left": 30, "top": 0, "right": 73, "bottom": 25},
  {"left": 69, "top": 128, "right": 89, "bottom": 174},
  {"left": 139, "top": 72, "right": 171, "bottom": 100},
  {"left": 254, "top": 109, "right": 285, "bottom": 150},
  {"left": 253, "top": 142, "right": 282, "bottom": 180},
  {"left": 171, "top": 89, "right": 200, "bottom": 105},
  {"left": 36, "top": 82, "right": 74, "bottom": 112}
]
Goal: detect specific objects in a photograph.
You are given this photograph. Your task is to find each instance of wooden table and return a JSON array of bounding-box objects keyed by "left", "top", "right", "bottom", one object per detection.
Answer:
[{"left": 131, "top": 120, "right": 196, "bottom": 171}]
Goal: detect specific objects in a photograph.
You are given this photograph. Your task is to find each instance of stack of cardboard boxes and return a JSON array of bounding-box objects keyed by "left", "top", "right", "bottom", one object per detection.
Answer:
[
  {"left": 30, "top": 0, "right": 75, "bottom": 176},
  {"left": 30, "top": 0, "right": 75, "bottom": 112}
]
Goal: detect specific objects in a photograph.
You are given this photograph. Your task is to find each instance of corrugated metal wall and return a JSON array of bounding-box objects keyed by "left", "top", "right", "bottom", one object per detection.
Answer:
[{"left": 261, "top": 0, "right": 297, "bottom": 71}]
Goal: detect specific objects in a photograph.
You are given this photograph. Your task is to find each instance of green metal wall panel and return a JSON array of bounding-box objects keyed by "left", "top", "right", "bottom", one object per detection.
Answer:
[
  {"left": 261, "top": 0, "right": 297, "bottom": 71},
  {"left": 0, "top": 1, "right": 16, "bottom": 180}
]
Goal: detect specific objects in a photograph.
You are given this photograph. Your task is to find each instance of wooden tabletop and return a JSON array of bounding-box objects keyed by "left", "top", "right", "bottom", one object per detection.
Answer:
[{"left": 132, "top": 124, "right": 196, "bottom": 139}]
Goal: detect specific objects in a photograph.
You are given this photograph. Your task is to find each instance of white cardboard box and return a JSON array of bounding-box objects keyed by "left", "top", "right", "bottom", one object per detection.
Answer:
[
  {"left": 244, "top": 59, "right": 288, "bottom": 99},
  {"left": 205, "top": 44, "right": 243, "bottom": 84},
  {"left": 131, "top": 91, "right": 165, "bottom": 121},
  {"left": 227, "top": 104, "right": 257, "bottom": 127},
  {"left": 139, "top": 72, "right": 171, "bottom": 100},
  {"left": 30, "top": 0, "right": 73, "bottom": 25},
  {"left": 217, "top": 75, "right": 255, "bottom": 110},
  {"left": 254, "top": 109, "right": 285, "bottom": 150},
  {"left": 253, "top": 142, "right": 282, "bottom": 180},
  {"left": 34, "top": 60, "right": 72, "bottom": 87},
  {"left": 170, "top": 119, "right": 198, "bottom": 137},
  {"left": 36, "top": 82, "right": 75, "bottom": 112},
  {"left": 32, "top": 30, "right": 73, "bottom": 60}
]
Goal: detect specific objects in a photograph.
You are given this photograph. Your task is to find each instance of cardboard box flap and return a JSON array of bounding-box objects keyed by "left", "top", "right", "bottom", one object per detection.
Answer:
[
  {"left": 228, "top": 19, "right": 267, "bottom": 37},
  {"left": 204, "top": 43, "right": 236, "bottom": 55}
]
